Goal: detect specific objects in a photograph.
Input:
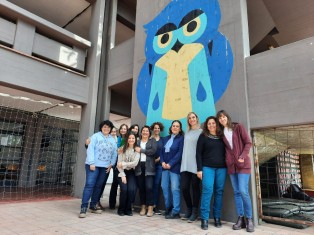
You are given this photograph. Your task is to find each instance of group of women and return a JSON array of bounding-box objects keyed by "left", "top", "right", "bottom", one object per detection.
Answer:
[{"left": 79, "top": 110, "right": 255, "bottom": 232}]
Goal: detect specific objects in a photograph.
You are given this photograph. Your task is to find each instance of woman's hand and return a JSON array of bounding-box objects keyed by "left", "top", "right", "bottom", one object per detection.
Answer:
[
  {"left": 106, "top": 165, "right": 112, "bottom": 173},
  {"left": 122, "top": 176, "right": 127, "bottom": 184},
  {"left": 135, "top": 147, "right": 141, "bottom": 153},
  {"left": 117, "top": 162, "right": 123, "bottom": 169},
  {"left": 162, "top": 162, "right": 171, "bottom": 169},
  {"left": 90, "top": 165, "right": 96, "bottom": 171},
  {"left": 155, "top": 157, "right": 160, "bottom": 163},
  {"left": 118, "top": 147, "right": 123, "bottom": 155},
  {"left": 197, "top": 171, "right": 202, "bottom": 180},
  {"left": 238, "top": 157, "right": 244, "bottom": 163}
]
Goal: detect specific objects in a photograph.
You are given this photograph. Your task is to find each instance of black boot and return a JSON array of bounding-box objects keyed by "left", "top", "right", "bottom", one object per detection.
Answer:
[
  {"left": 233, "top": 216, "right": 246, "bottom": 230},
  {"left": 246, "top": 218, "right": 255, "bottom": 232},
  {"left": 201, "top": 219, "right": 208, "bottom": 230},
  {"left": 214, "top": 218, "right": 222, "bottom": 228},
  {"left": 187, "top": 207, "right": 198, "bottom": 223},
  {"left": 181, "top": 207, "right": 192, "bottom": 220}
]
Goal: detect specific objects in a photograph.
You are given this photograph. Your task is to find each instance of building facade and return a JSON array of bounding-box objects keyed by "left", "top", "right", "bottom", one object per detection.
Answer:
[{"left": 0, "top": 0, "right": 313, "bottom": 226}]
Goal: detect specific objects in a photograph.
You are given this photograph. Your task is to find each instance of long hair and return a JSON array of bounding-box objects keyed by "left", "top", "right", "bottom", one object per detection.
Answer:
[
  {"left": 216, "top": 110, "right": 233, "bottom": 130},
  {"left": 202, "top": 116, "right": 222, "bottom": 137},
  {"left": 118, "top": 124, "right": 129, "bottom": 137},
  {"left": 123, "top": 132, "right": 137, "bottom": 153},
  {"left": 129, "top": 124, "right": 140, "bottom": 139},
  {"left": 168, "top": 120, "right": 184, "bottom": 135},
  {"left": 186, "top": 112, "right": 200, "bottom": 131}
]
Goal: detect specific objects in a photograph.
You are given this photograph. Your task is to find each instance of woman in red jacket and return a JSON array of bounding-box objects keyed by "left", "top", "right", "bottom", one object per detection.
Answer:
[{"left": 216, "top": 110, "right": 254, "bottom": 233}]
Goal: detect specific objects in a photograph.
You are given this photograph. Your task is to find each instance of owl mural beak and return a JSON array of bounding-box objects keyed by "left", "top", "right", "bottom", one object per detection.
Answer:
[{"left": 171, "top": 40, "right": 184, "bottom": 53}]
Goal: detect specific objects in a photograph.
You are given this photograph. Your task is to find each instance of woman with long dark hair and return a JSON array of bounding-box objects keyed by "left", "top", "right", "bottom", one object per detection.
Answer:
[
  {"left": 196, "top": 116, "right": 227, "bottom": 230},
  {"left": 216, "top": 110, "right": 254, "bottom": 232},
  {"left": 116, "top": 132, "right": 140, "bottom": 216}
]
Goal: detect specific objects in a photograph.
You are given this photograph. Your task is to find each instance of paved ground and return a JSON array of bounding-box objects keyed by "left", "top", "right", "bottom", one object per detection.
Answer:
[{"left": 0, "top": 188, "right": 313, "bottom": 235}]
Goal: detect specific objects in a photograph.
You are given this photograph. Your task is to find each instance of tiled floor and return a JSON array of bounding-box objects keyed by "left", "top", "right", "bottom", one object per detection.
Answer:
[{"left": 0, "top": 188, "right": 313, "bottom": 235}]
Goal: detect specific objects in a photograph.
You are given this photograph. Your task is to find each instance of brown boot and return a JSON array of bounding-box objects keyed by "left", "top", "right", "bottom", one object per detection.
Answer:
[
  {"left": 139, "top": 205, "right": 146, "bottom": 216},
  {"left": 246, "top": 218, "right": 255, "bottom": 232},
  {"left": 147, "top": 206, "right": 154, "bottom": 217},
  {"left": 233, "top": 216, "right": 246, "bottom": 230}
]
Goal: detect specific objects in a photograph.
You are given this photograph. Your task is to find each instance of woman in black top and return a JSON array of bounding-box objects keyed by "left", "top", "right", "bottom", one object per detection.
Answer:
[{"left": 196, "top": 116, "right": 227, "bottom": 230}]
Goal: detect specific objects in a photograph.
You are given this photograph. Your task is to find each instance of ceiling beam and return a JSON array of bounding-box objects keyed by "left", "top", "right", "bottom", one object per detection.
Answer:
[{"left": 85, "top": 0, "right": 96, "bottom": 4}]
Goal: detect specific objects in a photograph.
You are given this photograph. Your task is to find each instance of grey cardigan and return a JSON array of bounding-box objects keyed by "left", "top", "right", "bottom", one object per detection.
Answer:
[{"left": 135, "top": 138, "right": 157, "bottom": 176}]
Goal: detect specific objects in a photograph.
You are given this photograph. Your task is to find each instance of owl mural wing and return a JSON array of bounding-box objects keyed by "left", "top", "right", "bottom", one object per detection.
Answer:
[
  {"left": 207, "top": 32, "right": 234, "bottom": 103},
  {"left": 137, "top": 61, "right": 152, "bottom": 115}
]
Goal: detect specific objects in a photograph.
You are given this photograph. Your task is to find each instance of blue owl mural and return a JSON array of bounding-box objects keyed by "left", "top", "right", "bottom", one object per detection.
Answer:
[{"left": 136, "top": 0, "right": 233, "bottom": 133}]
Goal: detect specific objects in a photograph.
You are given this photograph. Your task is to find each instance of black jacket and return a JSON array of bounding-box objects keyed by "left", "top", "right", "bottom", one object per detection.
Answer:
[{"left": 135, "top": 138, "right": 157, "bottom": 176}]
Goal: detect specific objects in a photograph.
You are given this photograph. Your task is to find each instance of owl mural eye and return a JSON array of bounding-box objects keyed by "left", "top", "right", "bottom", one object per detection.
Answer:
[
  {"left": 153, "top": 23, "right": 177, "bottom": 54},
  {"left": 178, "top": 9, "right": 207, "bottom": 44}
]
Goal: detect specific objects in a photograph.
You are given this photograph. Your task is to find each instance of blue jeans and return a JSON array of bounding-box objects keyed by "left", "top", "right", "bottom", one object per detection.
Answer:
[
  {"left": 81, "top": 164, "right": 109, "bottom": 209},
  {"left": 153, "top": 164, "right": 162, "bottom": 207},
  {"left": 200, "top": 167, "right": 227, "bottom": 220},
  {"left": 229, "top": 173, "right": 253, "bottom": 219},
  {"left": 161, "top": 170, "right": 180, "bottom": 214}
]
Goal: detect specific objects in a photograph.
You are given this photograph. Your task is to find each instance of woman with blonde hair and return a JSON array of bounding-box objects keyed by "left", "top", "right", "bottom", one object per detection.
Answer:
[{"left": 180, "top": 112, "right": 202, "bottom": 222}]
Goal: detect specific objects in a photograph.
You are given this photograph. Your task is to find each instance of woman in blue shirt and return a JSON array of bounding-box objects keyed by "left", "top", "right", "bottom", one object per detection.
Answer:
[{"left": 79, "top": 120, "right": 117, "bottom": 218}]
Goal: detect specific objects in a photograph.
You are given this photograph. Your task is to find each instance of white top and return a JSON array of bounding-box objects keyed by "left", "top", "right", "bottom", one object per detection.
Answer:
[
  {"left": 140, "top": 141, "right": 147, "bottom": 162},
  {"left": 224, "top": 128, "right": 233, "bottom": 149}
]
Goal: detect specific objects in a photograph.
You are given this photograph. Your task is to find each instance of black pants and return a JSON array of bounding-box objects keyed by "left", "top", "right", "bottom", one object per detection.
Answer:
[
  {"left": 109, "top": 167, "right": 119, "bottom": 208},
  {"left": 97, "top": 169, "right": 110, "bottom": 203},
  {"left": 181, "top": 171, "right": 201, "bottom": 209},
  {"left": 137, "top": 162, "right": 154, "bottom": 206},
  {"left": 118, "top": 169, "right": 137, "bottom": 214}
]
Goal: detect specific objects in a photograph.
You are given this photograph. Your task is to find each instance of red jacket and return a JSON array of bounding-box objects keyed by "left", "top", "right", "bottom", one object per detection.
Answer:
[{"left": 222, "top": 123, "right": 252, "bottom": 174}]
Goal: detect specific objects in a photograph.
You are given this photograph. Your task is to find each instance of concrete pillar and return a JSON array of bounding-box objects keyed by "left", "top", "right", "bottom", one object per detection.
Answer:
[{"left": 73, "top": 0, "right": 108, "bottom": 197}]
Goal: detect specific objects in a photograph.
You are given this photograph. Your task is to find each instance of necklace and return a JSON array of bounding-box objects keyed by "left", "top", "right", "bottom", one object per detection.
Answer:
[{"left": 207, "top": 133, "right": 220, "bottom": 139}]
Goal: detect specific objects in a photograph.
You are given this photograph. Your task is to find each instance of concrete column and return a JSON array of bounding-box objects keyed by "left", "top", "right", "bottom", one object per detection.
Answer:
[
  {"left": 73, "top": 0, "right": 108, "bottom": 197},
  {"left": 109, "top": 0, "right": 118, "bottom": 49},
  {"left": 13, "top": 19, "right": 35, "bottom": 55}
]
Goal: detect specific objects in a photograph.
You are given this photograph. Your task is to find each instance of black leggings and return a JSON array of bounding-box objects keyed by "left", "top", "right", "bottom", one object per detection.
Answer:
[
  {"left": 109, "top": 167, "right": 119, "bottom": 208},
  {"left": 181, "top": 171, "right": 201, "bottom": 209},
  {"left": 137, "top": 162, "right": 154, "bottom": 206}
]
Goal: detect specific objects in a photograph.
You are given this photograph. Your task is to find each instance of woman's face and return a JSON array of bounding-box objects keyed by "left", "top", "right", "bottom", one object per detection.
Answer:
[
  {"left": 101, "top": 124, "right": 111, "bottom": 136},
  {"left": 120, "top": 125, "right": 127, "bottom": 136},
  {"left": 131, "top": 126, "right": 139, "bottom": 134},
  {"left": 207, "top": 118, "right": 217, "bottom": 134},
  {"left": 153, "top": 124, "right": 161, "bottom": 136},
  {"left": 171, "top": 121, "right": 181, "bottom": 135},
  {"left": 218, "top": 114, "right": 228, "bottom": 127},
  {"left": 128, "top": 134, "right": 136, "bottom": 146},
  {"left": 188, "top": 113, "right": 198, "bottom": 127},
  {"left": 111, "top": 128, "right": 117, "bottom": 137},
  {"left": 141, "top": 127, "right": 150, "bottom": 139}
]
